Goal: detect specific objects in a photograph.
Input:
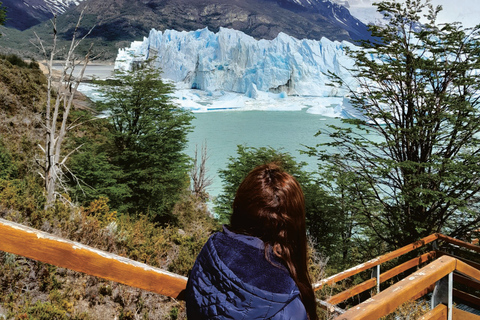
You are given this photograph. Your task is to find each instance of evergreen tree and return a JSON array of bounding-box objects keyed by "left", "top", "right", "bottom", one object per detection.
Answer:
[
  {"left": 0, "top": 2, "right": 6, "bottom": 28},
  {"left": 67, "top": 113, "right": 131, "bottom": 208},
  {"left": 96, "top": 63, "right": 194, "bottom": 222},
  {"left": 314, "top": 0, "right": 480, "bottom": 247}
]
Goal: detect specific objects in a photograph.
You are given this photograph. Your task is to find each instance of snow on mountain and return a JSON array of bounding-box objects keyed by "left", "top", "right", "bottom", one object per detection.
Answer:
[
  {"left": 336, "top": 0, "right": 383, "bottom": 26},
  {"left": 115, "top": 27, "right": 355, "bottom": 98},
  {"left": 43, "top": 0, "right": 83, "bottom": 14},
  {"left": 280, "top": 0, "right": 373, "bottom": 40},
  {"left": 2, "top": 0, "right": 85, "bottom": 30},
  {"left": 22, "top": 0, "right": 83, "bottom": 15}
]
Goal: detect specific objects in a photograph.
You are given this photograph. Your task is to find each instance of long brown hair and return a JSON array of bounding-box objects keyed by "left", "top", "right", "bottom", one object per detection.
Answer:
[{"left": 230, "top": 163, "right": 318, "bottom": 320}]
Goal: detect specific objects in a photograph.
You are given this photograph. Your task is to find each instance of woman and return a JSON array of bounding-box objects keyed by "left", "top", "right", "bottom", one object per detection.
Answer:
[{"left": 186, "top": 163, "right": 318, "bottom": 320}]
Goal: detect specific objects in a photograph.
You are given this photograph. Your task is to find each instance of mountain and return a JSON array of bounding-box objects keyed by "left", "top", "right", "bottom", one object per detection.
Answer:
[
  {"left": 2, "top": 0, "right": 84, "bottom": 30},
  {"left": 1, "top": 0, "right": 373, "bottom": 60},
  {"left": 60, "top": 0, "right": 372, "bottom": 43},
  {"left": 4, "top": 0, "right": 372, "bottom": 42}
]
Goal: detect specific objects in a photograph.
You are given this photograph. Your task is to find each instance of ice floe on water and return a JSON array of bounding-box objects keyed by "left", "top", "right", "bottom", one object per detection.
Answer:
[
  {"left": 79, "top": 82, "right": 346, "bottom": 118},
  {"left": 170, "top": 87, "right": 344, "bottom": 117}
]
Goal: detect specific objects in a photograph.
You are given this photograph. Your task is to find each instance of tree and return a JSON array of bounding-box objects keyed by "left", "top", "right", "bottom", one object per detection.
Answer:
[
  {"left": 215, "top": 145, "right": 343, "bottom": 259},
  {"left": 190, "top": 142, "right": 213, "bottom": 201},
  {"left": 33, "top": 11, "right": 94, "bottom": 209},
  {"left": 315, "top": 0, "right": 480, "bottom": 247},
  {"left": 66, "top": 112, "right": 131, "bottom": 208},
  {"left": 96, "top": 62, "right": 194, "bottom": 222},
  {"left": 313, "top": 158, "right": 386, "bottom": 267},
  {"left": 0, "top": 2, "right": 6, "bottom": 28}
]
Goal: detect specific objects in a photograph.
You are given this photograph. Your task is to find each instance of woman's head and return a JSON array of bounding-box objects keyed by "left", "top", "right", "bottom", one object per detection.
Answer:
[
  {"left": 229, "top": 163, "right": 317, "bottom": 320},
  {"left": 230, "top": 163, "right": 306, "bottom": 250}
]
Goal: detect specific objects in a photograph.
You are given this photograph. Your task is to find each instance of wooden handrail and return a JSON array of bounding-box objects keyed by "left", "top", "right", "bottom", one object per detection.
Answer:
[
  {"left": 314, "top": 233, "right": 439, "bottom": 290},
  {"left": 317, "top": 233, "right": 480, "bottom": 309},
  {"left": 456, "top": 259, "right": 480, "bottom": 281},
  {"left": 455, "top": 273, "right": 480, "bottom": 291},
  {"left": 438, "top": 234, "right": 480, "bottom": 254},
  {"left": 334, "top": 256, "right": 480, "bottom": 320},
  {"left": 326, "top": 251, "right": 437, "bottom": 305},
  {"left": 419, "top": 304, "right": 448, "bottom": 320},
  {"left": 452, "top": 308, "right": 480, "bottom": 320},
  {"left": 0, "top": 218, "right": 187, "bottom": 299},
  {"left": 335, "top": 256, "right": 457, "bottom": 319},
  {"left": 454, "top": 288, "right": 480, "bottom": 309}
]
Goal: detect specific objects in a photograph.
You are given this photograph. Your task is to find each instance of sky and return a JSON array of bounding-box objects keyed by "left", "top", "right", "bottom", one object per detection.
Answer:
[
  {"left": 348, "top": 0, "right": 479, "bottom": 27},
  {"left": 423, "top": 0, "right": 479, "bottom": 27}
]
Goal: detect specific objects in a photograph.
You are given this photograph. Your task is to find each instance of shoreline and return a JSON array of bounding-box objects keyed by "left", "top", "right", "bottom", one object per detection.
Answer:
[{"left": 35, "top": 60, "right": 111, "bottom": 110}]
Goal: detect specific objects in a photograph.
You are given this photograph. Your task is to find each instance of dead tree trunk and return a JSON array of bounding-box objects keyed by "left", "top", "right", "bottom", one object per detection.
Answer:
[
  {"left": 34, "top": 9, "right": 94, "bottom": 209},
  {"left": 190, "top": 142, "right": 213, "bottom": 200}
]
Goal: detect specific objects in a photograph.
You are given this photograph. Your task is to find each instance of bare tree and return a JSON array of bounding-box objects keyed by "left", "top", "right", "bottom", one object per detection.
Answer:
[
  {"left": 190, "top": 142, "right": 212, "bottom": 200},
  {"left": 33, "top": 9, "right": 94, "bottom": 209}
]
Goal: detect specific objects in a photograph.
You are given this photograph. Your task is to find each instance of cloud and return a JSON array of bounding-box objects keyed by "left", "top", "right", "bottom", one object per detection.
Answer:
[
  {"left": 432, "top": 0, "right": 478, "bottom": 27},
  {"left": 348, "top": 0, "right": 478, "bottom": 27}
]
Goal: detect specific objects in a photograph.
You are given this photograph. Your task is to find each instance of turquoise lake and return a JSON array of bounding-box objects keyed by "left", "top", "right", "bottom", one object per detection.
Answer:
[
  {"left": 186, "top": 110, "right": 347, "bottom": 198},
  {"left": 75, "top": 66, "right": 351, "bottom": 198}
]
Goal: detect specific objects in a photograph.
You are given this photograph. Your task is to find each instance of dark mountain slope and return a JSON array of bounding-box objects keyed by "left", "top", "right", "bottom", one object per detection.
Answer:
[
  {"left": 2, "top": 0, "right": 52, "bottom": 30},
  {"left": 2, "top": 0, "right": 79, "bottom": 31},
  {"left": 1, "top": 0, "right": 372, "bottom": 60},
  {"left": 59, "top": 0, "right": 372, "bottom": 42}
]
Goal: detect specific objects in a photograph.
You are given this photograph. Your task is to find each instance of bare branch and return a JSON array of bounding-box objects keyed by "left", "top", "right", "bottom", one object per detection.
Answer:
[
  {"left": 190, "top": 142, "right": 213, "bottom": 200},
  {"left": 34, "top": 10, "right": 94, "bottom": 209}
]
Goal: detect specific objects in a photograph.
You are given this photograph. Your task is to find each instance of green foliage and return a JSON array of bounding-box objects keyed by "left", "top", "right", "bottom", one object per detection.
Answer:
[
  {"left": 169, "top": 194, "right": 220, "bottom": 274},
  {"left": 0, "top": 58, "right": 46, "bottom": 116},
  {"left": 0, "top": 54, "right": 40, "bottom": 69},
  {"left": 317, "top": 0, "right": 480, "bottom": 247},
  {"left": 0, "top": 2, "right": 6, "bottom": 29},
  {"left": 0, "top": 141, "right": 17, "bottom": 180},
  {"left": 39, "top": 265, "right": 62, "bottom": 292},
  {"left": 2, "top": 285, "right": 90, "bottom": 320},
  {"left": 0, "top": 176, "right": 45, "bottom": 219},
  {"left": 169, "top": 307, "right": 179, "bottom": 320},
  {"left": 67, "top": 112, "right": 131, "bottom": 208},
  {"left": 94, "top": 62, "right": 194, "bottom": 222}
]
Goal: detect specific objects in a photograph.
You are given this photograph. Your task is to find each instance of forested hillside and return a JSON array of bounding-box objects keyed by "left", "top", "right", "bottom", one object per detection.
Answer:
[
  {"left": 0, "top": 56, "right": 220, "bottom": 319},
  {"left": 0, "top": 53, "right": 334, "bottom": 319}
]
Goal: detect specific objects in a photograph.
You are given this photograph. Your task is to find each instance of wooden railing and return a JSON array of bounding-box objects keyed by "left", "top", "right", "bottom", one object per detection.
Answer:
[
  {"left": 0, "top": 218, "right": 187, "bottom": 299},
  {"left": 314, "top": 233, "right": 440, "bottom": 288},
  {"left": 312, "top": 233, "right": 480, "bottom": 319},
  {"left": 0, "top": 217, "right": 479, "bottom": 319},
  {"left": 336, "top": 255, "right": 480, "bottom": 320}
]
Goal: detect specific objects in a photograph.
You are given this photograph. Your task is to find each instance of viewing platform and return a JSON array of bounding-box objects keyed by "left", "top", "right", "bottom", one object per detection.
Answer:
[{"left": 0, "top": 218, "right": 479, "bottom": 319}]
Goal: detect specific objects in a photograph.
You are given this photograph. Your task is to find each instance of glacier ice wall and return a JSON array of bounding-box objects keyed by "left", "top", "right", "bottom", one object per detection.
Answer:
[{"left": 115, "top": 27, "right": 355, "bottom": 97}]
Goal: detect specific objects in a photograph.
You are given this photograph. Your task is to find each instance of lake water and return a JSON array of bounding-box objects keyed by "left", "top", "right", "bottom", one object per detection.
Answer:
[
  {"left": 187, "top": 111, "right": 346, "bottom": 197},
  {"left": 52, "top": 62, "right": 115, "bottom": 79},
  {"left": 75, "top": 64, "right": 348, "bottom": 198}
]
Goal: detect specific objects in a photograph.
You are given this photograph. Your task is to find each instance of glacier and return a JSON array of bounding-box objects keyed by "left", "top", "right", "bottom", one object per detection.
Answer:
[{"left": 115, "top": 27, "right": 359, "bottom": 115}]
